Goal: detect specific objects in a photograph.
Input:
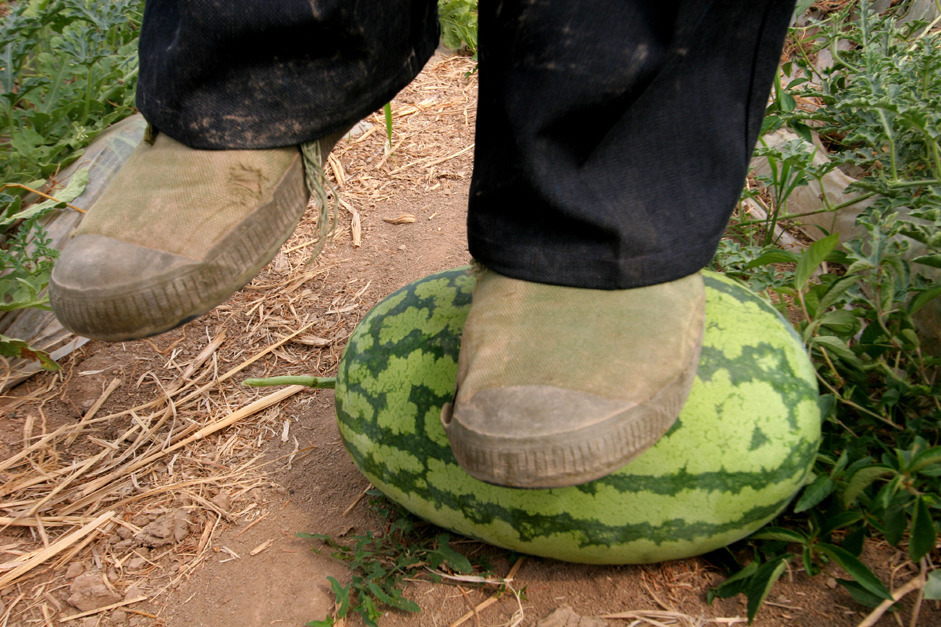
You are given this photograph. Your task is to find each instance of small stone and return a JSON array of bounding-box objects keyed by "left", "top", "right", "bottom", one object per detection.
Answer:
[
  {"left": 346, "top": 120, "right": 374, "bottom": 139},
  {"left": 68, "top": 572, "right": 121, "bottom": 612},
  {"left": 826, "top": 576, "right": 839, "bottom": 589},
  {"left": 398, "top": 244, "right": 407, "bottom": 251},
  {"left": 111, "top": 610, "right": 127, "bottom": 623}
]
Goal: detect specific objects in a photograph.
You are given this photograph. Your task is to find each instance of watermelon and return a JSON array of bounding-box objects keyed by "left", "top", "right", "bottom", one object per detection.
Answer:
[{"left": 333, "top": 267, "right": 821, "bottom": 564}]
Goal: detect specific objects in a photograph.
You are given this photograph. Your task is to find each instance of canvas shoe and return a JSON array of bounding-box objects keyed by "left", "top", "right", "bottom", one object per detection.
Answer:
[
  {"left": 441, "top": 268, "right": 705, "bottom": 489},
  {"left": 50, "top": 128, "right": 344, "bottom": 341}
]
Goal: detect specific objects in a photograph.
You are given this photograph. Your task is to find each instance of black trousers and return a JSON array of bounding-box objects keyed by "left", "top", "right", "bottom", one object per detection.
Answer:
[{"left": 137, "top": 1, "right": 795, "bottom": 290}]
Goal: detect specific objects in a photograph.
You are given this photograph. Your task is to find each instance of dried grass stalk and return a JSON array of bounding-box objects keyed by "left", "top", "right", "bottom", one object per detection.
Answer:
[{"left": 0, "top": 511, "right": 114, "bottom": 589}]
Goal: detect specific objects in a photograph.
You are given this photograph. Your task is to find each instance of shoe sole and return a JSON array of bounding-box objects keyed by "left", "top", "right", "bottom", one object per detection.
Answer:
[{"left": 49, "top": 156, "right": 307, "bottom": 341}]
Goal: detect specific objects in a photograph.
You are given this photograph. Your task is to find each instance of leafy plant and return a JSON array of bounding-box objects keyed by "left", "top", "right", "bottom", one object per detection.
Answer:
[
  {"left": 0, "top": 0, "right": 143, "bottom": 367},
  {"left": 438, "top": 0, "right": 478, "bottom": 56},
  {"left": 300, "top": 494, "right": 485, "bottom": 627},
  {"left": 709, "top": 1, "right": 941, "bottom": 621},
  {"left": 1, "top": 0, "right": 142, "bottom": 188},
  {"left": 779, "top": 0, "right": 941, "bottom": 226}
]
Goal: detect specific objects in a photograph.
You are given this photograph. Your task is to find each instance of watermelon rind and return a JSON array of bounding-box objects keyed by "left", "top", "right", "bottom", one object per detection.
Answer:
[{"left": 335, "top": 267, "right": 821, "bottom": 564}]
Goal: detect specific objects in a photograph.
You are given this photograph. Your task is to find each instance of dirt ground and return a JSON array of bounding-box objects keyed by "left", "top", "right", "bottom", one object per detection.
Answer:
[{"left": 0, "top": 52, "right": 936, "bottom": 627}]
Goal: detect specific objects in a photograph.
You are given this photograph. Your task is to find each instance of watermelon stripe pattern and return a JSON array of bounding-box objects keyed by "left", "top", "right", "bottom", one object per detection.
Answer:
[{"left": 335, "top": 268, "right": 821, "bottom": 564}]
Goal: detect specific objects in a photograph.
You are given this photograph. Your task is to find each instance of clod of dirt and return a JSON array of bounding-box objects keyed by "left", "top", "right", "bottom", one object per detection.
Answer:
[
  {"left": 115, "top": 524, "right": 134, "bottom": 539},
  {"left": 126, "top": 556, "right": 147, "bottom": 570},
  {"left": 211, "top": 491, "right": 230, "bottom": 510},
  {"left": 537, "top": 606, "right": 607, "bottom": 627},
  {"left": 64, "top": 561, "right": 85, "bottom": 579},
  {"left": 67, "top": 572, "right": 121, "bottom": 611},
  {"left": 134, "top": 510, "right": 189, "bottom": 547},
  {"left": 123, "top": 582, "right": 147, "bottom": 602}
]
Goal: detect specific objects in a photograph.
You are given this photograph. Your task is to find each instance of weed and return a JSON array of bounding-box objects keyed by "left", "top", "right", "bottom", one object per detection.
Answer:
[
  {"left": 300, "top": 493, "right": 489, "bottom": 626},
  {"left": 709, "top": 1, "right": 941, "bottom": 621},
  {"left": 0, "top": 0, "right": 143, "bottom": 366},
  {"left": 0, "top": 0, "right": 142, "bottom": 187},
  {"left": 438, "top": 0, "right": 478, "bottom": 57}
]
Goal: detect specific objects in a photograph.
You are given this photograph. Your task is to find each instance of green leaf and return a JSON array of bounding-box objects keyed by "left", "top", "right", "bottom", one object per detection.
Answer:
[
  {"left": 794, "top": 475, "right": 836, "bottom": 513},
  {"left": 795, "top": 233, "right": 840, "bottom": 290},
  {"left": 816, "top": 309, "right": 858, "bottom": 335},
  {"left": 383, "top": 102, "right": 393, "bottom": 147},
  {"left": 836, "top": 579, "right": 888, "bottom": 608},
  {"left": 366, "top": 582, "right": 419, "bottom": 613},
  {"left": 924, "top": 570, "right": 941, "bottom": 601},
  {"left": 817, "top": 543, "right": 893, "bottom": 601},
  {"left": 0, "top": 167, "right": 89, "bottom": 229},
  {"left": 909, "top": 496, "right": 936, "bottom": 562},
  {"left": 746, "top": 557, "right": 789, "bottom": 623},
  {"left": 794, "top": 0, "right": 815, "bottom": 16},
  {"left": 751, "top": 527, "right": 806, "bottom": 543},
  {"left": 912, "top": 253, "right": 941, "bottom": 269},
  {"left": 744, "top": 249, "right": 800, "bottom": 269},
  {"left": 708, "top": 561, "right": 760, "bottom": 602},
  {"left": 802, "top": 545, "right": 817, "bottom": 577},
  {"left": 843, "top": 466, "right": 894, "bottom": 508},
  {"left": 790, "top": 121, "right": 814, "bottom": 144},
  {"left": 817, "top": 394, "right": 836, "bottom": 419},
  {"left": 878, "top": 474, "right": 905, "bottom": 509},
  {"left": 822, "top": 511, "right": 865, "bottom": 535},
  {"left": 817, "top": 275, "right": 860, "bottom": 313},
  {"left": 761, "top": 115, "right": 784, "bottom": 135},
  {"left": 909, "top": 446, "right": 941, "bottom": 474},
  {"left": 433, "top": 534, "right": 473, "bottom": 574},
  {"left": 0, "top": 334, "right": 59, "bottom": 370},
  {"left": 811, "top": 335, "right": 865, "bottom": 370},
  {"left": 327, "top": 577, "right": 350, "bottom": 618},
  {"left": 910, "top": 285, "right": 941, "bottom": 315},
  {"left": 842, "top": 526, "right": 866, "bottom": 556}
]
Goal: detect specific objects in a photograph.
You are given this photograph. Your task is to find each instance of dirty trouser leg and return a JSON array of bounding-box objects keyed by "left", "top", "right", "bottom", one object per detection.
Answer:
[
  {"left": 50, "top": 0, "right": 440, "bottom": 341},
  {"left": 468, "top": 0, "right": 796, "bottom": 289},
  {"left": 136, "top": 0, "right": 441, "bottom": 148},
  {"left": 443, "top": 1, "right": 798, "bottom": 488}
]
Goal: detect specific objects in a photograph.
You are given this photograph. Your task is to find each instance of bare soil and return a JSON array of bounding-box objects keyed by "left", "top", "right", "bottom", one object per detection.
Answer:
[{"left": 0, "top": 52, "right": 936, "bottom": 627}]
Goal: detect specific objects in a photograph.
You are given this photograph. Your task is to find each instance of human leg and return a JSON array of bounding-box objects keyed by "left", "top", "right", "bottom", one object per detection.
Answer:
[
  {"left": 50, "top": 0, "right": 439, "bottom": 340},
  {"left": 443, "top": 0, "right": 797, "bottom": 487}
]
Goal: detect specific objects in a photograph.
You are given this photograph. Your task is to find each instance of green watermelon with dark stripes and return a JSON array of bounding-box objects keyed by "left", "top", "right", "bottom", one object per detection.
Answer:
[{"left": 335, "top": 267, "right": 821, "bottom": 564}]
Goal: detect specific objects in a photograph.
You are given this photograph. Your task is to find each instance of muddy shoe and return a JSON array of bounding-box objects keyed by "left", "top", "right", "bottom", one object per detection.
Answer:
[
  {"left": 50, "top": 128, "right": 343, "bottom": 341},
  {"left": 440, "top": 269, "right": 705, "bottom": 489}
]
